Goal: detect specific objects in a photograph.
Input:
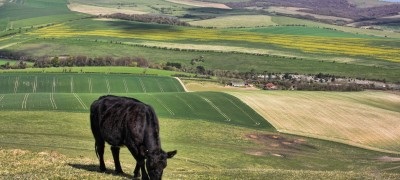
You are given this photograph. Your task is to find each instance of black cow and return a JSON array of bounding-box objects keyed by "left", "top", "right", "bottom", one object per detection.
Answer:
[{"left": 90, "top": 95, "right": 177, "bottom": 180}]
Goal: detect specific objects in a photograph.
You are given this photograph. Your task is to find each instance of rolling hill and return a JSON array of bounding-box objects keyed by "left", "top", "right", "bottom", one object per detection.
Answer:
[{"left": 0, "top": 0, "right": 400, "bottom": 179}]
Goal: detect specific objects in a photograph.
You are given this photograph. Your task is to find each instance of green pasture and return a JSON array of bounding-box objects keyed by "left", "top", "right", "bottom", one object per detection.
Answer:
[
  {"left": 0, "top": 92, "right": 271, "bottom": 129},
  {"left": 0, "top": 0, "right": 86, "bottom": 31},
  {"left": 0, "top": 73, "right": 270, "bottom": 129},
  {"left": 1, "top": 111, "right": 400, "bottom": 179},
  {"left": 243, "top": 26, "right": 373, "bottom": 38},
  {"left": 189, "top": 15, "right": 277, "bottom": 28},
  {"left": 11, "top": 18, "right": 400, "bottom": 67},
  {"left": 0, "top": 73, "right": 185, "bottom": 93},
  {"left": 4, "top": 38, "right": 400, "bottom": 82}
]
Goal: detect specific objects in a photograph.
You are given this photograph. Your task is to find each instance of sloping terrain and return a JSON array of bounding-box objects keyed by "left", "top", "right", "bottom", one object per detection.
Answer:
[{"left": 231, "top": 91, "right": 400, "bottom": 153}]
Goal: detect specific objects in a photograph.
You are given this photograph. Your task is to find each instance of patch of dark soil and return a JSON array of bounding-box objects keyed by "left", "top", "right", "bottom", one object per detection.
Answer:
[{"left": 245, "top": 133, "right": 317, "bottom": 157}]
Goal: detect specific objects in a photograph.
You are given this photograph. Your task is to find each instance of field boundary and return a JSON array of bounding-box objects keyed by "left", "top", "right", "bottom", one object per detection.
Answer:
[
  {"left": 174, "top": 77, "right": 188, "bottom": 92},
  {"left": 67, "top": 3, "right": 148, "bottom": 15},
  {"left": 166, "top": 0, "right": 231, "bottom": 9}
]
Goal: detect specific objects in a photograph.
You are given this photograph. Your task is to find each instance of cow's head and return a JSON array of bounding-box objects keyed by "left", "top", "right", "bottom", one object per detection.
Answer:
[{"left": 146, "top": 149, "right": 177, "bottom": 179}]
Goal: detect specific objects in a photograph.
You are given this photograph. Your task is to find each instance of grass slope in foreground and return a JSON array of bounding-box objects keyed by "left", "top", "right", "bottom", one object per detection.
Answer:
[{"left": 0, "top": 111, "right": 400, "bottom": 179}]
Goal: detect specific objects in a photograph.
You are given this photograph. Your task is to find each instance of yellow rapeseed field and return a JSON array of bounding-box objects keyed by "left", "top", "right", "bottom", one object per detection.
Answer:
[{"left": 28, "top": 23, "right": 400, "bottom": 62}]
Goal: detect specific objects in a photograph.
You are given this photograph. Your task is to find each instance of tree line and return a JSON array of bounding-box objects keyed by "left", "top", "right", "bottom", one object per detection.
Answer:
[{"left": 34, "top": 56, "right": 149, "bottom": 68}]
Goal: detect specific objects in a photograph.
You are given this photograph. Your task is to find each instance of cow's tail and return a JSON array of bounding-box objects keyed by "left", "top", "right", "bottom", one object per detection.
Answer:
[{"left": 95, "top": 143, "right": 99, "bottom": 159}]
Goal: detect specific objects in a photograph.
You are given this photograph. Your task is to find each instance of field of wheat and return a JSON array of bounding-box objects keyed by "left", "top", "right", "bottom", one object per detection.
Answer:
[{"left": 231, "top": 91, "right": 400, "bottom": 153}]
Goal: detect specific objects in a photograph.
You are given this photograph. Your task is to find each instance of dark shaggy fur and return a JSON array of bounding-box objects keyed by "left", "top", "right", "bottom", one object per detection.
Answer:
[{"left": 90, "top": 95, "right": 177, "bottom": 180}]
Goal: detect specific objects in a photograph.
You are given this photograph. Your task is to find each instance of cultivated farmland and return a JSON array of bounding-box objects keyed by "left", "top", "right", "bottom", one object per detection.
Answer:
[
  {"left": 230, "top": 91, "right": 400, "bottom": 153},
  {"left": 0, "top": 73, "right": 271, "bottom": 129},
  {"left": 1, "top": 0, "right": 400, "bottom": 179},
  {"left": 0, "top": 73, "right": 185, "bottom": 94},
  {"left": 25, "top": 20, "right": 400, "bottom": 63}
]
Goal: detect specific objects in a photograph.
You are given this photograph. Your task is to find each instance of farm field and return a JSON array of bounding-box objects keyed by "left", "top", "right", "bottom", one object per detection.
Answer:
[
  {"left": 188, "top": 15, "right": 277, "bottom": 28},
  {"left": 0, "top": 73, "right": 270, "bottom": 129},
  {"left": 1, "top": 0, "right": 400, "bottom": 179},
  {"left": 0, "top": 0, "right": 87, "bottom": 31},
  {"left": 0, "top": 73, "right": 185, "bottom": 94},
  {"left": 23, "top": 19, "right": 400, "bottom": 63},
  {"left": 230, "top": 91, "right": 400, "bottom": 153},
  {"left": 0, "top": 91, "right": 272, "bottom": 129},
  {"left": 0, "top": 0, "right": 399, "bottom": 83}
]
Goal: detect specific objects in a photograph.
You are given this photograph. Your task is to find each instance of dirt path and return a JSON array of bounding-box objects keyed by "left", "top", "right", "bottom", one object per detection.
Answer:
[
  {"left": 166, "top": 0, "right": 231, "bottom": 9},
  {"left": 67, "top": 3, "right": 147, "bottom": 15}
]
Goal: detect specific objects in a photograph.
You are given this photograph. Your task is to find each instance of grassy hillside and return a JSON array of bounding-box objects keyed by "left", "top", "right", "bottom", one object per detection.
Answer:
[
  {"left": 0, "top": 91, "right": 272, "bottom": 129},
  {"left": 0, "top": 73, "right": 271, "bottom": 129},
  {"left": 0, "top": 0, "right": 87, "bottom": 31},
  {"left": 23, "top": 19, "right": 399, "bottom": 63},
  {"left": 1, "top": 111, "right": 400, "bottom": 179},
  {"left": 0, "top": 0, "right": 399, "bottom": 83},
  {"left": 1, "top": 0, "right": 400, "bottom": 179},
  {"left": 0, "top": 73, "right": 185, "bottom": 93}
]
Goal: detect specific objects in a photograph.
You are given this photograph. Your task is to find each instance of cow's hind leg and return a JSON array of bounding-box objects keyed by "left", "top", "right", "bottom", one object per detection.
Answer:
[
  {"left": 111, "top": 146, "right": 123, "bottom": 174},
  {"left": 95, "top": 141, "right": 106, "bottom": 172}
]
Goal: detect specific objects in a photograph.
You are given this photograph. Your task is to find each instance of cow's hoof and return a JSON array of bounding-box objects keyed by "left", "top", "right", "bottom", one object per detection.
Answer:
[{"left": 99, "top": 167, "right": 106, "bottom": 172}]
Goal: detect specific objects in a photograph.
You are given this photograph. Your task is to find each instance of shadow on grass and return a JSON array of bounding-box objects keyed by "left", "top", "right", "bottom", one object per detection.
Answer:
[{"left": 68, "top": 163, "right": 133, "bottom": 179}]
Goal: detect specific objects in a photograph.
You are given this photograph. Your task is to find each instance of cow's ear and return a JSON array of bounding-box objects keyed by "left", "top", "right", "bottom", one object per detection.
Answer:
[{"left": 167, "top": 150, "right": 177, "bottom": 158}]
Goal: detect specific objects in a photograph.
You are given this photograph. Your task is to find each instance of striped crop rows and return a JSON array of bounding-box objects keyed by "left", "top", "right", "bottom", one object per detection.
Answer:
[
  {"left": 0, "top": 73, "right": 272, "bottom": 129},
  {"left": 0, "top": 74, "right": 185, "bottom": 94}
]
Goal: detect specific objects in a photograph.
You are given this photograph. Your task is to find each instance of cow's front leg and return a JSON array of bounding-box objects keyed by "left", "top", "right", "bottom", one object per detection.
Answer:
[
  {"left": 138, "top": 159, "right": 149, "bottom": 180},
  {"left": 133, "top": 161, "right": 141, "bottom": 178},
  {"left": 111, "top": 146, "right": 123, "bottom": 174}
]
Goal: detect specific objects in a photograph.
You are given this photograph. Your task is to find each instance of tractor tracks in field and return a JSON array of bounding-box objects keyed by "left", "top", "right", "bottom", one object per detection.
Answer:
[
  {"left": 73, "top": 93, "right": 88, "bottom": 110},
  {"left": 201, "top": 96, "right": 231, "bottom": 122},
  {"left": 21, "top": 93, "right": 29, "bottom": 109},
  {"left": 50, "top": 93, "right": 57, "bottom": 109}
]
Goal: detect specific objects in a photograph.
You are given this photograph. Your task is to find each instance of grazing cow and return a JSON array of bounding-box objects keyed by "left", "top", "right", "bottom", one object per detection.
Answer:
[{"left": 90, "top": 95, "right": 177, "bottom": 180}]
